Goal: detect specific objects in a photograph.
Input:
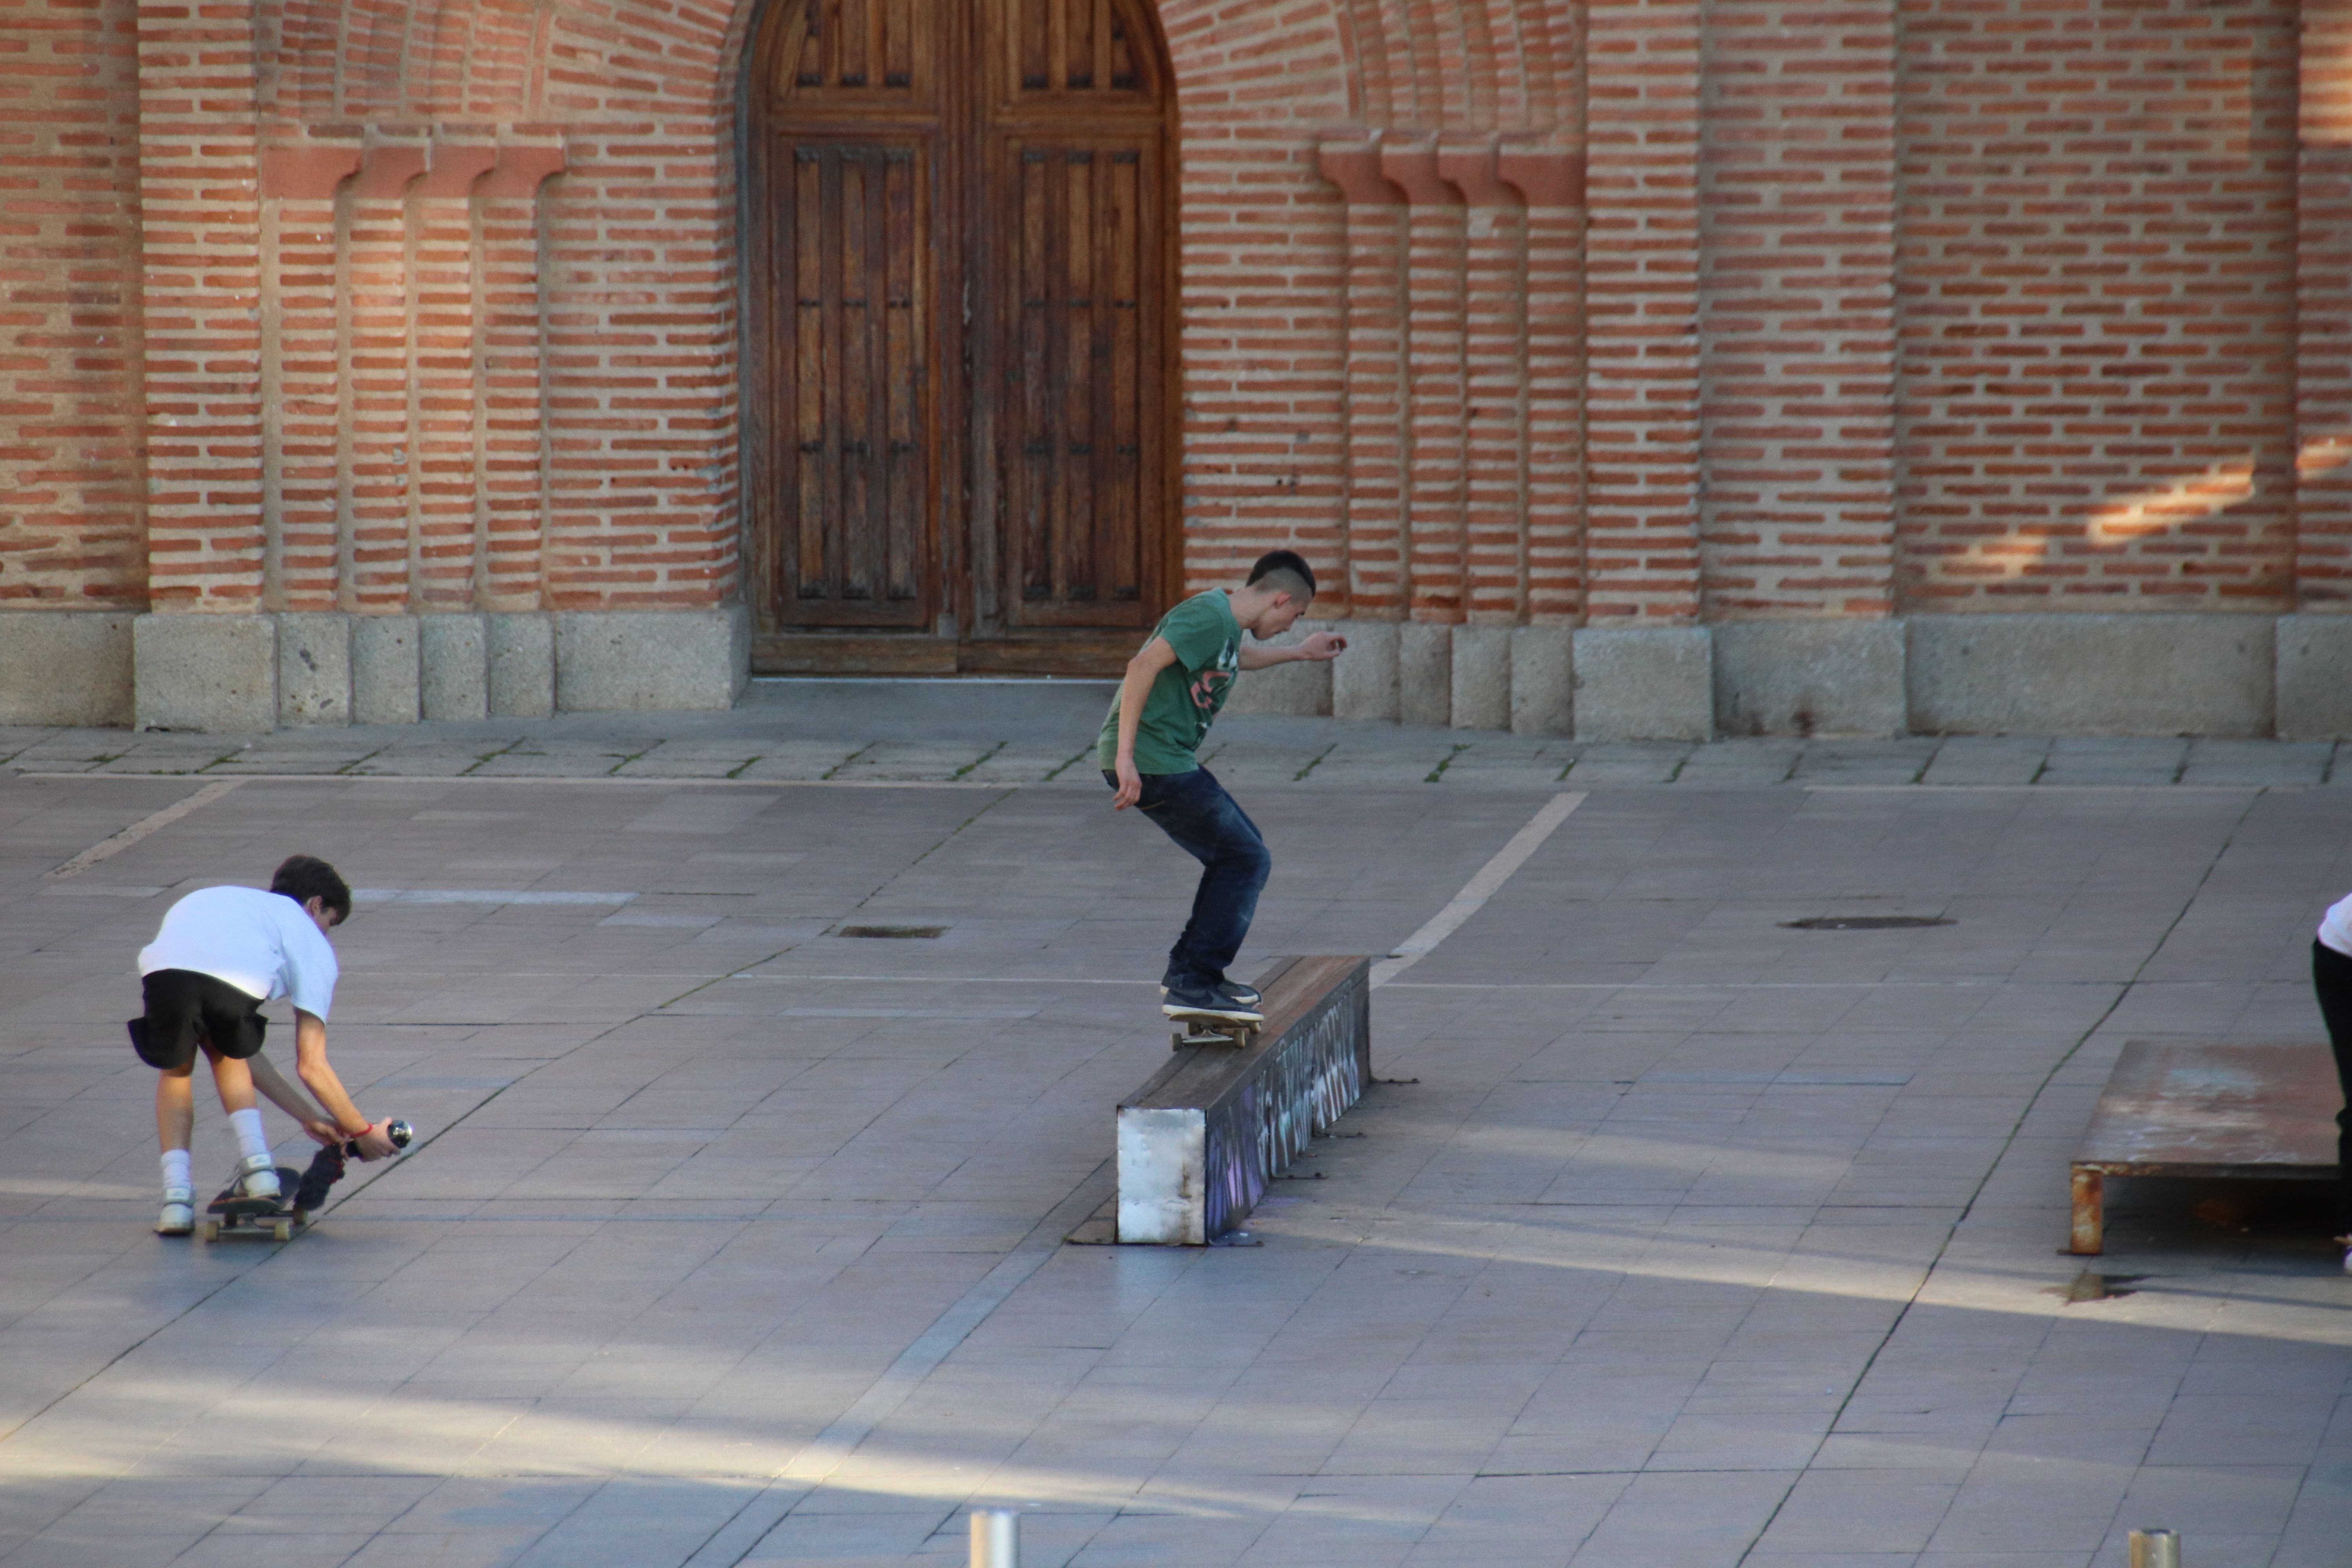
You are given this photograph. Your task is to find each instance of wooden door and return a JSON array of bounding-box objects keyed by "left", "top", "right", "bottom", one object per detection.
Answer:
[{"left": 746, "top": 0, "right": 1175, "bottom": 658}]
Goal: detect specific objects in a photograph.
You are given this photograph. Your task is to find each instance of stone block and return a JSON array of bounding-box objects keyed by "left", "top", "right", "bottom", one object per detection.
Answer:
[
  {"left": 1510, "top": 625, "right": 1573, "bottom": 737},
  {"left": 277, "top": 613, "right": 351, "bottom": 726},
  {"left": 1330, "top": 619, "right": 1400, "bottom": 721},
  {"left": 1450, "top": 624, "right": 1510, "bottom": 731},
  {"left": 0, "top": 611, "right": 134, "bottom": 725},
  {"left": 555, "top": 604, "right": 750, "bottom": 711},
  {"left": 1714, "top": 619, "right": 1905, "bottom": 737},
  {"left": 1222, "top": 619, "right": 1334, "bottom": 715},
  {"left": 2277, "top": 615, "right": 2352, "bottom": 740},
  {"left": 1909, "top": 613, "right": 2274, "bottom": 737},
  {"left": 488, "top": 613, "right": 555, "bottom": 718},
  {"left": 1399, "top": 621, "right": 1453, "bottom": 727},
  {"left": 421, "top": 613, "right": 488, "bottom": 721},
  {"left": 352, "top": 616, "right": 421, "bottom": 726},
  {"left": 1572, "top": 625, "right": 1713, "bottom": 742},
  {"left": 134, "top": 614, "right": 277, "bottom": 733}
]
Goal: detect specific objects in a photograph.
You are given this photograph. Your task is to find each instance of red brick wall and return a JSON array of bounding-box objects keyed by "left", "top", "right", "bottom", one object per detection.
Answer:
[
  {"left": 0, "top": 0, "right": 146, "bottom": 608},
  {"left": 1894, "top": 0, "right": 2301, "bottom": 611},
  {"left": 0, "top": 0, "right": 2341, "bottom": 630}
]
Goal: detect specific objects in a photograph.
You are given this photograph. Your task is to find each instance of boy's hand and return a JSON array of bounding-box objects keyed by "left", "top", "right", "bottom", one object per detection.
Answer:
[
  {"left": 349, "top": 1123, "right": 398, "bottom": 1161},
  {"left": 1297, "top": 631, "right": 1347, "bottom": 661},
  {"left": 1112, "top": 756, "right": 1143, "bottom": 811},
  {"left": 301, "top": 1119, "right": 340, "bottom": 1148}
]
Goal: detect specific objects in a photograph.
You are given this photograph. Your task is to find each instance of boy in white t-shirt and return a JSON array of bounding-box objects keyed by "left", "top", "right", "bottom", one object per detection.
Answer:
[{"left": 134, "top": 855, "right": 397, "bottom": 1235}]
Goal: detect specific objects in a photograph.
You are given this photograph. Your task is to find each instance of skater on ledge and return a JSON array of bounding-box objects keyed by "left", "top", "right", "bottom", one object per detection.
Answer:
[
  {"left": 1101, "top": 549, "right": 1347, "bottom": 1027},
  {"left": 134, "top": 855, "right": 397, "bottom": 1235}
]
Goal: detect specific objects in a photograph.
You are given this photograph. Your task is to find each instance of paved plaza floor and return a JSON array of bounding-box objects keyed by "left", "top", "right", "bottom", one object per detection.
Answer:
[{"left": 2, "top": 682, "right": 2350, "bottom": 1566}]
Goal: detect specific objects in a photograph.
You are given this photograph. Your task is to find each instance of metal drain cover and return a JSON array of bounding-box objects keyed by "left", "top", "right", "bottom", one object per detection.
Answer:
[
  {"left": 835, "top": 924, "right": 946, "bottom": 939},
  {"left": 1781, "top": 915, "right": 1954, "bottom": 931}
]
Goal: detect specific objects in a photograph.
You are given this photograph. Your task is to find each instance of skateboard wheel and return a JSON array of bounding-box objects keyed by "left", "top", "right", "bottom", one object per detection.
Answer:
[
  {"left": 200, "top": 1220, "right": 219, "bottom": 1242},
  {"left": 271, "top": 1219, "right": 292, "bottom": 1242}
]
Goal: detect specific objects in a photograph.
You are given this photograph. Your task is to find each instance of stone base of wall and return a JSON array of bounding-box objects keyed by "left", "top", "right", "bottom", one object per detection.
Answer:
[
  {"left": 102, "top": 607, "right": 747, "bottom": 733},
  {"left": 13, "top": 607, "right": 2352, "bottom": 738},
  {"left": 1223, "top": 614, "right": 2352, "bottom": 740}
]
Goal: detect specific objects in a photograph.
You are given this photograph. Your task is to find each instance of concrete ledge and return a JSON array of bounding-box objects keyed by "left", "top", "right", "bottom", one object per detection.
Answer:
[
  {"left": 1221, "top": 620, "right": 1334, "bottom": 716},
  {"left": 1510, "top": 625, "right": 1572, "bottom": 736},
  {"left": 1399, "top": 622, "right": 1453, "bottom": 727},
  {"left": 1909, "top": 614, "right": 2274, "bottom": 737},
  {"left": 1715, "top": 619, "right": 1905, "bottom": 737},
  {"left": 134, "top": 614, "right": 277, "bottom": 733},
  {"left": 421, "top": 614, "right": 488, "bottom": 722},
  {"left": 1117, "top": 956, "right": 1371, "bottom": 1245},
  {"left": 352, "top": 617, "right": 421, "bottom": 726},
  {"left": 0, "top": 612, "right": 133, "bottom": 726},
  {"left": 2277, "top": 615, "right": 2352, "bottom": 740},
  {"left": 278, "top": 613, "right": 352, "bottom": 726},
  {"left": 1573, "top": 625, "right": 1713, "bottom": 741},
  {"left": 1330, "top": 619, "right": 1400, "bottom": 721},
  {"left": 556, "top": 605, "right": 749, "bottom": 712},
  {"left": 1452, "top": 625, "right": 1510, "bottom": 731},
  {"left": 488, "top": 613, "right": 555, "bottom": 718}
]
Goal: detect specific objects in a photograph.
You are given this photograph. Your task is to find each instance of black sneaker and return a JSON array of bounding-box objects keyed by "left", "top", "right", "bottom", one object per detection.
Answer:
[
  {"left": 1159, "top": 978, "right": 1262, "bottom": 1007},
  {"left": 1161, "top": 985, "right": 1263, "bottom": 1024}
]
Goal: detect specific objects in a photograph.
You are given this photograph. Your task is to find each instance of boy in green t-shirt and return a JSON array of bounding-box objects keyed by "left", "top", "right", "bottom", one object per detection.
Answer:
[{"left": 1098, "top": 550, "right": 1347, "bottom": 1022}]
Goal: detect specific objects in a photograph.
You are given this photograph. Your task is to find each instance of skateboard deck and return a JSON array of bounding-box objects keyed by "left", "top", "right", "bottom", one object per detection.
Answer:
[
  {"left": 201, "top": 1165, "right": 306, "bottom": 1243},
  {"left": 1166, "top": 1008, "right": 1261, "bottom": 1050}
]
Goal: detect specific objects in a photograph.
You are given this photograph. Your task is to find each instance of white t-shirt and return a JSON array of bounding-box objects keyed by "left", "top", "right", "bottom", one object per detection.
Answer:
[
  {"left": 138, "top": 885, "right": 339, "bottom": 1020},
  {"left": 2320, "top": 891, "right": 2352, "bottom": 959}
]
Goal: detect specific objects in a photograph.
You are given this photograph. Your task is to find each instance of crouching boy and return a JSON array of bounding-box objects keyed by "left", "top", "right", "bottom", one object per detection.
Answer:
[{"left": 134, "top": 855, "right": 397, "bottom": 1234}]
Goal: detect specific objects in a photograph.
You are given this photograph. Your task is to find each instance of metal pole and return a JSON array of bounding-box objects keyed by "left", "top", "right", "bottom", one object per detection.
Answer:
[
  {"left": 2128, "top": 1528, "right": 2180, "bottom": 1568},
  {"left": 970, "top": 1507, "right": 1018, "bottom": 1568}
]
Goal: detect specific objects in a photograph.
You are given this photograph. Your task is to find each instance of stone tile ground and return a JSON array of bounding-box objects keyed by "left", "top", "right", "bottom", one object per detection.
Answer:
[{"left": 0, "top": 683, "right": 2348, "bottom": 1566}]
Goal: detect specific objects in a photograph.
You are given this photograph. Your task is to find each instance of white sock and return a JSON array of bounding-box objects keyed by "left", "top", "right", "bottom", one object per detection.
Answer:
[
  {"left": 228, "top": 1108, "right": 270, "bottom": 1165},
  {"left": 161, "top": 1149, "right": 191, "bottom": 1195}
]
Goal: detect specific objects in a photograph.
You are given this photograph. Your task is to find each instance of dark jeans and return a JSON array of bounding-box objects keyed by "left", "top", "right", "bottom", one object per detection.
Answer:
[
  {"left": 2316, "top": 941, "right": 2352, "bottom": 1234},
  {"left": 1107, "top": 766, "right": 1272, "bottom": 991}
]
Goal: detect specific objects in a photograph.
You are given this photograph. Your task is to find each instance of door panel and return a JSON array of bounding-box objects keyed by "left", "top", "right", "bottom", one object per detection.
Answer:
[
  {"left": 779, "top": 141, "right": 931, "bottom": 625},
  {"left": 747, "top": 0, "right": 1173, "bottom": 653},
  {"left": 994, "top": 137, "right": 1160, "bottom": 626}
]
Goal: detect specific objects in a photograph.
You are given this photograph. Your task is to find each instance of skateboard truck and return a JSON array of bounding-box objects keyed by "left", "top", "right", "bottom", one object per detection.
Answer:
[{"left": 1167, "top": 1013, "right": 1260, "bottom": 1051}]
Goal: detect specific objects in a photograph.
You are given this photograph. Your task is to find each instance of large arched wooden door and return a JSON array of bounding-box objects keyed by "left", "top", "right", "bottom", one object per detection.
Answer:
[{"left": 744, "top": 0, "right": 1176, "bottom": 672}]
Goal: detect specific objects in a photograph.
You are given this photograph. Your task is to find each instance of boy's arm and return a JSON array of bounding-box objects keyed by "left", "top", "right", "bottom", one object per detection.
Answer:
[
  {"left": 1112, "top": 637, "right": 1179, "bottom": 811},
  {"left": 246, "top": 1049, "right": 340, "bottom": 1146},
  {"left": 1238, "top": 630, "right": 1346, "bottom": 670},
  {"left": 292, "top": 1010, "right": 397, "bottom": 1158}
]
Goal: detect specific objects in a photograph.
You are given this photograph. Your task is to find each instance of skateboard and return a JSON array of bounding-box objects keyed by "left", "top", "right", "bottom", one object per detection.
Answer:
[
  {"left": 1167, "top": 1007, "right": 1261, "bottom": 1050},
  {"left": 198, "top": 1119, "right": 414, "bottom": 1243},
  {"left": 202, "top": 1165, "right": 305, "bottom": 1243}
]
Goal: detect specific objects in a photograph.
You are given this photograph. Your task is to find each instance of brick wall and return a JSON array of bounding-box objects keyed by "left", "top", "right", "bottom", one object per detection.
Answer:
[
  {"left": 0, "top": 0, "right": 2342, "bottom": 633},
  {"left": 0, "top": 0, "right": 145, "bottom": 608}
]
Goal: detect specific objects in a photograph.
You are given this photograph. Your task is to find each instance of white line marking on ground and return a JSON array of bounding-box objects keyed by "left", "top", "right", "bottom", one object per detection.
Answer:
[
  {"left": 45, "top": 780, "right": 244, "bottom": 882},
  {"left": 13, "top": 771, "right": 1006, "bottom": 789},
  {"left": 356, "top": 888, "right": 639, "bottom": 905},
  {"left": 1371, "top": 791, "right": 1585, "bottom": 987}
]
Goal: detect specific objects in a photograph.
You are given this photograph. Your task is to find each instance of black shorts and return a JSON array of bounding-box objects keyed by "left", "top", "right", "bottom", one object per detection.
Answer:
[{"left": 131, "top": 969, "right": 268, "bottom": 1071}]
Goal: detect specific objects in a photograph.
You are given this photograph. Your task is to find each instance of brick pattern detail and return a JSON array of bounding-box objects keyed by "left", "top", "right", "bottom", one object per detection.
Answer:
[
  {"left": 0, "top": 0, "right": 2343, "bottom": 636},
  {"left": 1896, "top": 0, "right": 2301, "bottom": 609},
  {"left": 2298, "top": 0, "right": 2352, "bottom": 607},
  {"left": 1583, "top": 0, "right": 1702, "bottom": 622},
  {"left": 0, "top": 0, "right": 145, "bottom": 607},
  {"left": 1700, "top": 0, "right": 1898, "bottom": 618}
]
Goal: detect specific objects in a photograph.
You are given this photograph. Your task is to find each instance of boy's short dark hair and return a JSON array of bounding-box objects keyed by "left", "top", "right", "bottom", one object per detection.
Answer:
[
  {"left": 270, "top": 855, "right": 352, "bottom": 924},
  {"left": 1247, "top": 549, "right": 1316, "bottom": 601}
]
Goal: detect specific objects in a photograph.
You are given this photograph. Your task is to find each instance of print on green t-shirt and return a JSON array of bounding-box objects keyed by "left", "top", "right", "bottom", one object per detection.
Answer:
[{"left": 1095, "top": 590, "right": 1243, "bottom": 774}]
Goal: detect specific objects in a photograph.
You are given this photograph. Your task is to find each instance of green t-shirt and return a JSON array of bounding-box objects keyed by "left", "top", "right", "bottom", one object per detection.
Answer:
[{"left": 1095, "top": 590, "right": 1243, "bottom": 774}]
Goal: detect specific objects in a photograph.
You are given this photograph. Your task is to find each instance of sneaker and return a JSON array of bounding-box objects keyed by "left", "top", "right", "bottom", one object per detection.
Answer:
[
  {"left": 233, "top": 1153, "right": 281, "bottom": 1203},
  {"left": 1159, "top": 978, "right": 1262, "bottom": 1007},
  {"left": 156, "top": 1187, "right": 194, "bottom": 1235},
  {"left": 1161, "top": 985, "right": 1263, "bottom": 1024}
]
